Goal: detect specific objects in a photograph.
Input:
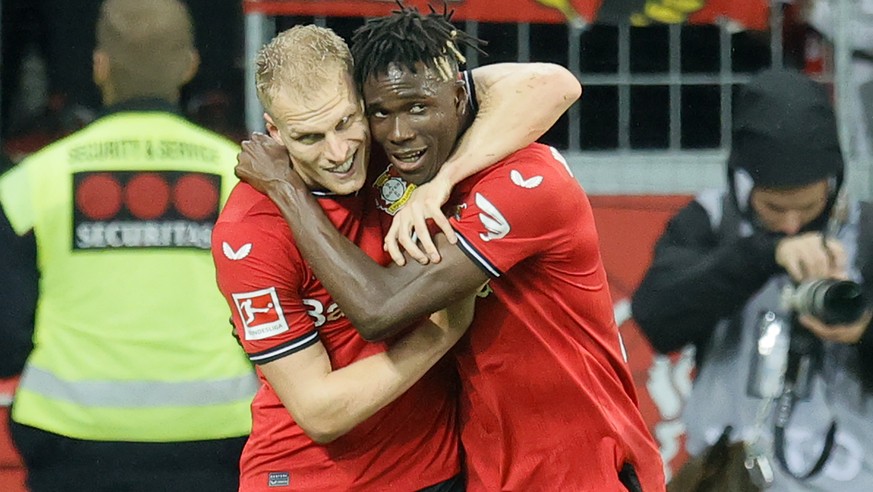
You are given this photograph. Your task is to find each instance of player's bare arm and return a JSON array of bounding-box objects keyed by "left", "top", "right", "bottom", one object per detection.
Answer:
[
  {"left": 261, "top": 293, "right": 475, "bottom": 444},
  {"left": 386, "top": 62, "right": 581, "bottom": 265},
  {"left": 237, "top": 135, "right": 487, "bottom": 341}
]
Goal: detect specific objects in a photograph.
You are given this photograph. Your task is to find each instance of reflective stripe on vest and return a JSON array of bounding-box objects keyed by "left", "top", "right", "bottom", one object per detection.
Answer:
[{"left": 19, "top": 365, "right": 259, "bottom": 408}]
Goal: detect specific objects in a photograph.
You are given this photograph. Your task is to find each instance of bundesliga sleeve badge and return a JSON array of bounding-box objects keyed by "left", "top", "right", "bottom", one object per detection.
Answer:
[{"left": 232, "top": 287, "right": 289, "bottom": 340}]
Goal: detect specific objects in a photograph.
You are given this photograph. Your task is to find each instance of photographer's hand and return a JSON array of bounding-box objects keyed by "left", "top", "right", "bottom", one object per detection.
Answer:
[
  {"left": 775, "top": 232, "right": 847, "bottom": 282},
  {"left": 799, "top": 310, "right": 873, "bottom": 344}
]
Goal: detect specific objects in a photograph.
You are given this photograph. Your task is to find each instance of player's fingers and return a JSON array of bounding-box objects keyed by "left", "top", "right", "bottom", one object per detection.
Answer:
[
  {"left": 425, "top": 200, "right": 455, "bottom": 244},
  {"left": 384, "top": 220, "right": 407, "bottom": 266},
  {"left": 412, "top": 213, "right": 440, "bottom": 263},
  {"left": 235, "top": 152, "right": 253, "bottom": 178},
  {"left": 400, "top": 227, "right": 429, "bottom": 265},
  {"left": 431, "top": 209, "right": 456, "bottom": 245},
  {"left": 386, "top": 236, "right": 407, "bottom": 266}
]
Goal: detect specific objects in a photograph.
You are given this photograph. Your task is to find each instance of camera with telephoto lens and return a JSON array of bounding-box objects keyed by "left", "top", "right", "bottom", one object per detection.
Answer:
[
  {"left": 784, "top": 279, "right": 867, "bottom": 325},
  {"left": 748, "top": 280, "right": 866, "bottom": 400}
]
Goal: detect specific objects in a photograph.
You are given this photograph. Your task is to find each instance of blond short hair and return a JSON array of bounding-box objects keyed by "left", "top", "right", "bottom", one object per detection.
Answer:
[
  {"left": 96, "top": 0, "right": 195, "bottom": 101},
  {"left": 255, "top": 25, "right": 354, "bottom": 114}
]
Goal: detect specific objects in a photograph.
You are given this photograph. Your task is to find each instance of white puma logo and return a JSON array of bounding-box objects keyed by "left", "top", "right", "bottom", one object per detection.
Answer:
[
  {"left": 223, "top": 242, "right": 252, "bottom": 260},
  {"left": 510, "top": 169, "right": 543, "bottom": 189}
]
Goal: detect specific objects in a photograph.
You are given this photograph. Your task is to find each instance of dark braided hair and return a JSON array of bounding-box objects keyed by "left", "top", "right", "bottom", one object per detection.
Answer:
[{"left": 350, "top": 1, "right": 486, "bottom": 87}]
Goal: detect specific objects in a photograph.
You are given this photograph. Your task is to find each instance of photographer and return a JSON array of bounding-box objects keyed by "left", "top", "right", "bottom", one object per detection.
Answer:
[{"left": 632, "top": 69, "right": 873, "bottom": 490}]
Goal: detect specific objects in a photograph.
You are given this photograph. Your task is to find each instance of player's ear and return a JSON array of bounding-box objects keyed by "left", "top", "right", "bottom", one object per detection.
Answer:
[
  {"left": 454, "top": 80, "right": 468, "bottom": 117},
  {"left": 263, "top": 113, "right": 283, "bottom": 144}
]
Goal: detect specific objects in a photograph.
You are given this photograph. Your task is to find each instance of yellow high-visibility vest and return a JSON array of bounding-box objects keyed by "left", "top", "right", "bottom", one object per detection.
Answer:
[{"left": 1, "top": 110, "right": 257, "bottom": 442}]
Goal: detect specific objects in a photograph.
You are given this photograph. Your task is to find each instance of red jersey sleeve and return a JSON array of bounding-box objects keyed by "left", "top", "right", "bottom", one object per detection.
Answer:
[
  {"left": 212, "top": 216, "right": 319, "bottom": 365},
  {"left": 450, "top": 144, "right": 586, "bottom": 276}
]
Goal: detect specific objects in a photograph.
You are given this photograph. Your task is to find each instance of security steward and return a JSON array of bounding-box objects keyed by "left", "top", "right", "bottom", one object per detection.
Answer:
[{"left": 0, "top": 1, "right": 257, "bottom": 490}]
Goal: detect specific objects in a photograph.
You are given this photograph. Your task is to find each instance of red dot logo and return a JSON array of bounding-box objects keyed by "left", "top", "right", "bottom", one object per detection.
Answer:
[
  {"left": 174, "top": 174, "right": 219, "bottom": 220},
  {"left": 76, "top": 173, "right": 123, "bottom": 220},
  {"left": 125, "top": 173, "right": 170, "bottom": 220}
]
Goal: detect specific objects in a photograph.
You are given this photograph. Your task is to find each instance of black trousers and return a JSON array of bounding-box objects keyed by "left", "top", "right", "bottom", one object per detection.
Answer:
[{"left": 9, "top": 420, "right": 246, "bottom": 492}]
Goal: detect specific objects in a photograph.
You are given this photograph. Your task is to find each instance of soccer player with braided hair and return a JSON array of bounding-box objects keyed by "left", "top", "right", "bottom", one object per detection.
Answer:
[
  {"left": 351, "top": 3, "right": 485, "bottom": 86},
  {"left": 234, "top": 4, "right": 666, "bottom": 491}
]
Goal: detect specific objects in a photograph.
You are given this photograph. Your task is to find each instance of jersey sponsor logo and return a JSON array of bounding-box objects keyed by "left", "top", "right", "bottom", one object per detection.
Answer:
[
  {"left": 373, "top": 166, "right": 417, "bottom": 216},
  {"left": 222, "top": 241, "right": 252, "bottom": 260},
  {"left": 510, "top": 169, "right": 543, "bottom": 189},
  {"left": 72, "top": 171, "right": 221, "bottom": 250},
  {"left": 475, "top": 193, "right": 510, "bottom": 242},
  {"left": 232, "top": 287, "right": 289, "bottom": 340},
  {"left": 303, "top": 298, "right": 346, "bottom": 327}
]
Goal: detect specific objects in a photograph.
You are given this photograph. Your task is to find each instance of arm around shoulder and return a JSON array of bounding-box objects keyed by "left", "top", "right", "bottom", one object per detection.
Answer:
[{"left": 442, "top": 63, "right": 581, "bottom": 186}]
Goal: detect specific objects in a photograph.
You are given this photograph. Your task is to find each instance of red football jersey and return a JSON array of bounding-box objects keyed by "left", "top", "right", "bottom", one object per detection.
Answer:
[
  {"left": 212, "top": 180, "right": 459, "bottom": 491},
  {"left": 442, "top": 144, "right": 665, "bottom": 491}
]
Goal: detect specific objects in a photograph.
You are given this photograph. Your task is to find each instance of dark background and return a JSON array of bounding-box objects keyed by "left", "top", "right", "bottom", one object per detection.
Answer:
[{"left": 1, "top": 2, "right": 805, "bottom": 162}]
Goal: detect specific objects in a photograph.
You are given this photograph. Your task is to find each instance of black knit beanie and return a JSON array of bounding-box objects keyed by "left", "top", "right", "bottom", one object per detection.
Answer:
[{"left": 728, "top": 69, "right": 844, "bottom": 189}]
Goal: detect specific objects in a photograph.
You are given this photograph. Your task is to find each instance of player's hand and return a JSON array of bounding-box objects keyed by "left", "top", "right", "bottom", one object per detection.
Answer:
[
  {"left": 384, "top": 175, "right": 456, "bottom": 266},
  {"left": 236, "top": 133, "right": 297, "bottom": 193},
  {"left": 798, "top": 310, "right": 873, "bottom": 344},
  {"left": 775, "top": 232, "right": 847, "bottom": 282}
]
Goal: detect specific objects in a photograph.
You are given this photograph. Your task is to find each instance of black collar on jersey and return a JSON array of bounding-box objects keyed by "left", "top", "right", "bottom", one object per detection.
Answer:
[{"left": 462, "top": 70, "right": 478, "bottom": 114}]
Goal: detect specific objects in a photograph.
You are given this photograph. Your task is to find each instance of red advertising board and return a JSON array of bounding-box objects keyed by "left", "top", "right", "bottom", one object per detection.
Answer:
[{"left": 243, "top": 0, "right": 769, "bottom": 30}]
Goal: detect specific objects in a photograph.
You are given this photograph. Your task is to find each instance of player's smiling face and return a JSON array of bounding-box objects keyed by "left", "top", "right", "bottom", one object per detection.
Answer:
[
  {"left": 363, "top": 61, "right": 466, "bottom": 185},
  {"left": 266, "top": 72, "right": 370, "bottom": 195}
]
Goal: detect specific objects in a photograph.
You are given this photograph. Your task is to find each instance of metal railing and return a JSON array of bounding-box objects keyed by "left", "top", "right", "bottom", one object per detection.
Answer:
[{"left": 243, "top": 3, "right": 871, "bottom": 198}]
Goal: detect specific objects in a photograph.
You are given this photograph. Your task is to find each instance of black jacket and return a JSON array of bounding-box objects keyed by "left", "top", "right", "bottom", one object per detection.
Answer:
[
  {"left": 631, "top": 199, "right": 780, "bottom": 355},
  {"left": 631, "top": 196, "right": 873, "bottom": 384}
]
